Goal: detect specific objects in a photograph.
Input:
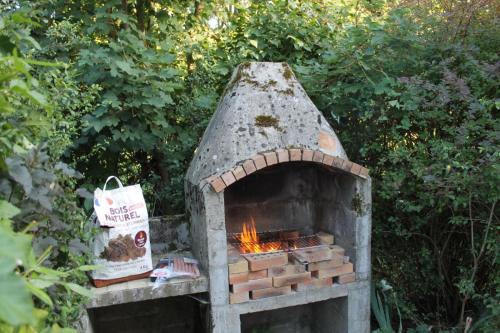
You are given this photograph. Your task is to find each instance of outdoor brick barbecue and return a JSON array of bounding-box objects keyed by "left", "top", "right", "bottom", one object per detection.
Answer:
[{"left": 185, "top": 62, "right": 372, "bottom": 332}]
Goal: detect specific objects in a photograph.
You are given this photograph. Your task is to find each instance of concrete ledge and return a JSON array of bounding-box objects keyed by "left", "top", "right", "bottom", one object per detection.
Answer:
[
  {"left": 87, "top": 252, "right": 208, "bottom": 309},
  {"left": 230, "top": 282, "right": 349, "bottom": 315}
]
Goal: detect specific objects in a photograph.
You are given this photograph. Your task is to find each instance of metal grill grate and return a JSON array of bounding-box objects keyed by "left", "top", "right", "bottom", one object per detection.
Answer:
[
  {"left": 227, "top": 231, "right": 323, "bottom": 254},
  {"left": 285, "top": 234, "right": 322, "bottom": 250}
]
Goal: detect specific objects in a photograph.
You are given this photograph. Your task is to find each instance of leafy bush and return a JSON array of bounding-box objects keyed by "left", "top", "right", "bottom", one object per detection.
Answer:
[
  {"left": 306, "top": 5, "right": 499, "bottom": 331},
  {"left": 0, "top": 10, "right": 94, "bottom": 331}
]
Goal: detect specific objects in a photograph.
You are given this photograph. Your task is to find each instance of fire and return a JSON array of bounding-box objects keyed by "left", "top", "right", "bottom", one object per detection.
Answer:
[{"left": 237, "top": 217, "right": 281, "bottom": 254}]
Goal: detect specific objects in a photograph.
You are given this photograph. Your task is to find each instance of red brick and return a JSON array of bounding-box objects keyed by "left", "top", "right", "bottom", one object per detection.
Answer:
[
  {"left": 341, "top": 160, "right": 354, "bottom": 173},
  {"left": 243, "top": 252, "right": 288, "bottom": 271},
  {"left": 289, "top": 149, "right": 302, "bottom": 161},
  {"left": 350, "top": 163, "right": 362, "bottom": 175},
  {"left": 273, "top": 271, "right": 311, "bottom": 287},
  {"left": 330, "top": 245, "right": 345, "bottom": 257},
  {"left": 312, "top": 151, "right": 325, "bottom": 163},
  {"left": 228, "top": 256, "right": 249, "bottom": 274},
  {"left": 337, "top": 272, "right": 356, "bottom": 284},
  {"left": 206, "top": 175, "right": 225, "bottom": 192},
  {"left": 227, "top": 243, "right": 240, "bottom": 256},
  {"left": 232, "top": 165, "right": 246, "bottom": 180},
  {"left": 312, "top": 263, "right": 354, "bottom": 279},
  {"left": 251, "top": 285, "right": 291, "bottom": 299},
  {"left": 248, "top": 269, "right": 268, "bottom": 280},
  {"left": 292, "top": 246, "right": 332, "bottom": 263},
  {"left": 263, "top": 152, "right": 278, "bottom": 166},
  {"left": 269, "top": 264, "right": 306, "bottom": 277},
  {"left": 229, "top": 291, "right": 249, "bottom": 304},
  {"left": 322, "top": 154, "right": 334, "bottom": 166},
  {"left": 231, "top": 277, "right": 272, "bottom": 293},
  {"left": 307, "top": 255, "right": 343, "bottom": 271},
  {"left": 331, "top": 157, "right": 345, "bottom": 169},
  {"left": 242, "top": 159, "right": 257, "bottom": 175},
  {"left": 221, "top": 171, "right": 236, "bottom": 187},
  {"left": 229, "top": 272, "right": 249, "bottom": 284},
  {"left": 302, "top": 149, "right": 314, "bottom": 161},
  {"left": 317, "top": 231, "right": 334, "bottom": 245},
  {"left": 293, "top": 277, "right": 333, "bottom": 291},
  {"left": 359, "top": 167, "right": 369, "bottom": 178},
  {"left": 252, "top": 154, "right": 267, "bottom": 170},
  {"left": 276, "top": 149, "right": 289, "bottom": 163}
]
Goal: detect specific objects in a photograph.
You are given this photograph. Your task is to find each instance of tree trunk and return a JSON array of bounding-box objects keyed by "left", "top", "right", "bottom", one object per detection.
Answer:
[{"left": 136, "top": 0, "right": 145, "bottom": 32}]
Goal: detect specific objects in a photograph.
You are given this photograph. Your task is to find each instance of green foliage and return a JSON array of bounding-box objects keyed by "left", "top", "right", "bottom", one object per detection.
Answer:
[
  {"left": 1, "top": 0, "right": 498, "bottom": 331},
  {"left": 0, "top": 9, "right": 94, "bottom": 332},
  {"left": 372, "top": 280, "right": 404, "bottom": 333},
  {"left": 0, "top": 199, "right": 92, "bottom": 332}
]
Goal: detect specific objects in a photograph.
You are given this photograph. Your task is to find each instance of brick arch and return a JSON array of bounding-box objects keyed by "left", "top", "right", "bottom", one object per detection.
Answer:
[{"left": 202, "top": 148, "right": 369, "bottom": 193}]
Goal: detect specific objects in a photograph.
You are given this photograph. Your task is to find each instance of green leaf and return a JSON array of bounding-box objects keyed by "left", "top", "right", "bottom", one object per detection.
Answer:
[
  {"left": 6, "top": 157, "right": 32, "bottom": 194},
  {"left": 26, "top": 90, "right": 47, "bottom": 106},
  {"left": 75, "top": 265, "right": 100, "bottom": 272},
  {"left": 35, "top": 266, "right": 69, "bottom": 278},
  {"left": 0, "top": 223, "right": 32, "bottom": 274},
  {"left": 115, "top": 60, "right": 136, "bottom": 75},
  {"left": 0, "top": 35, "right": 15, "bottom": 54},
  {"left": 0, "top": 200, "right": 20, "bottom": 219},
  {"left": 62, "top": 282, "right": 91, "bottom": 297},
  {"left": 388, "top": 100, "right": 400, "bottom": 108},
  {"left": 52, "top": 324, "right": 77, "bottom": 333},
  {"left": 25, "top": 281, "right": 53, "bottom": 307},
  {"left": 0, "top": 274, "right": 34, "bottom": 326},
  {"left": 29, "top": 278, "right": 55, "bottom": 289}
]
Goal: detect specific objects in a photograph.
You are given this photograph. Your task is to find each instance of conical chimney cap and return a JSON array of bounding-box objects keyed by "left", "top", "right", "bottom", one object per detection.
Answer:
[{"left": 186, "top": 62, "right": 348, "bottom": 187}]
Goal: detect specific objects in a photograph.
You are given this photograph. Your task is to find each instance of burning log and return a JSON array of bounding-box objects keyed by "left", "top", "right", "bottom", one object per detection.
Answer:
[{"left": 236, "top": 218, "right": 281, "bottom": 254}]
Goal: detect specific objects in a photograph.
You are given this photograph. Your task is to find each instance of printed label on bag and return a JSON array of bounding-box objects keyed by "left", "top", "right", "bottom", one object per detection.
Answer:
[
  {"left": 91, "top": 180, "right": 152, "bottom": 280},
  {"left": 134, "top": 231, "right": 147, "bottom": 247}
]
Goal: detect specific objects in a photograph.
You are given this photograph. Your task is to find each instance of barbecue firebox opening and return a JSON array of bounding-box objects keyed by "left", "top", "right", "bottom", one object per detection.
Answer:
[
  {"left": 224, "top": 162, "right": 359, "bottom": 304},
  {"left": 225, "top": 162, "right": 357, "bottom": 255}
]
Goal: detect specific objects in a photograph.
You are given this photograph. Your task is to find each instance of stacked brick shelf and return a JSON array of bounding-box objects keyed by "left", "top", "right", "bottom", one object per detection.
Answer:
[{"left": 227, "top": 232, "right": 355, "bottom": 304}]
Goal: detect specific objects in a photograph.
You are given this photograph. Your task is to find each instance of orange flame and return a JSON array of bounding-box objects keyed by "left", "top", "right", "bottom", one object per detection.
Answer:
[{"left": 237, "top": 217, "right": 281, "bottom": 254}]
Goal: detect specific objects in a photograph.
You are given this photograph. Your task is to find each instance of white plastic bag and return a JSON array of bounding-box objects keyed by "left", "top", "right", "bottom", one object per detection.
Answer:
[
  {"left": 91, "top": 176, "right": 153, "bottom": 282},
  {"left": 150, "top": 257, "right": 200, "bottom": 289}
]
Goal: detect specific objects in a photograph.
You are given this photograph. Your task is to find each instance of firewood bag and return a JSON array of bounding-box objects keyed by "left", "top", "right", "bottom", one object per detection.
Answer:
[{"left": 90, "top": 176, "right": 153, "bottom": 287}]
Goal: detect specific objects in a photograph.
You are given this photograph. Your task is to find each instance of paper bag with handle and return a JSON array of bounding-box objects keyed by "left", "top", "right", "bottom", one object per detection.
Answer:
[{"left": 91, "top": 176, "right": 153, "bottom": 287}]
